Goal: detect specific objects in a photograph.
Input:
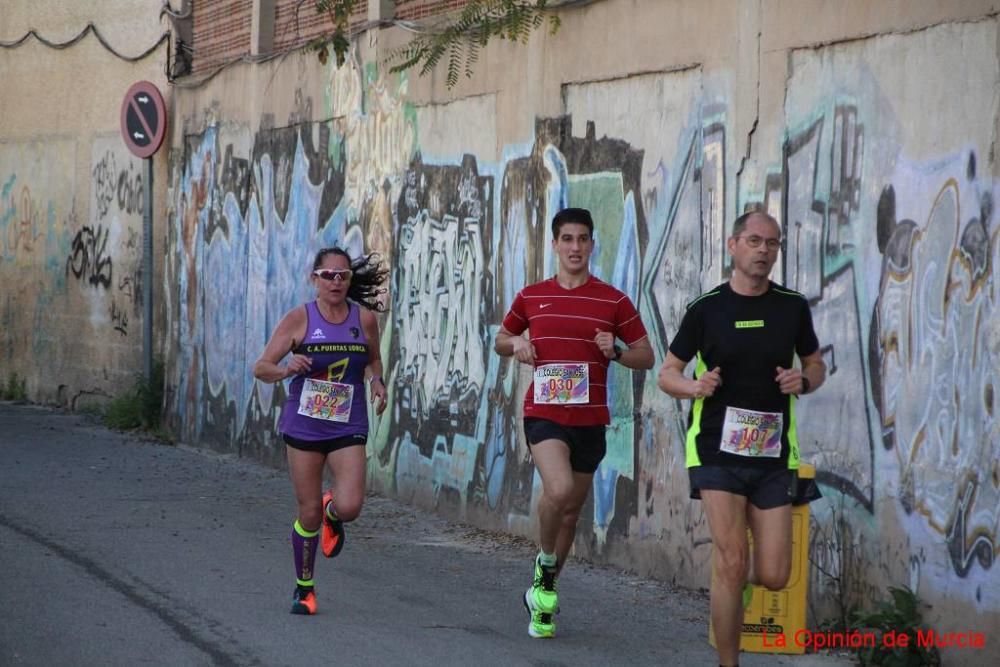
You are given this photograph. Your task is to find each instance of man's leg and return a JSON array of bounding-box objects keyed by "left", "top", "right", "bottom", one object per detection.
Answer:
[
  {"left": 531, "top": 439, "right": 576, "bottom": 557},
  {"left": 522, "top": 438, "right": 575, "bottom": 637},
  {"left": 701, "top": 489, "right": 750, "bottom": 667},
  {"left": 553, "top": 471, "right": 594, "bottom": 573},
  {"left": 747, "top": 503, "right": 792, "bottom": 591}
]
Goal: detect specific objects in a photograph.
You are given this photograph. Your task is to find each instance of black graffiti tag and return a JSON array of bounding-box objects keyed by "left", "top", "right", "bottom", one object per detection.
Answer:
[
  {"left": 117, "top": 167, "right": 143, "bottom": 215},
  {"left": 947, "top": 479, "right": 995, "bottom": 577},
  {"left": 67, "top": 225, "right": 113, "bottom": 288},
  {"left": 110, "top": 300, "right": 129, "bottom": 336},
  {"left": 92, "top": 151, "right": 117, "bottom": 219}
]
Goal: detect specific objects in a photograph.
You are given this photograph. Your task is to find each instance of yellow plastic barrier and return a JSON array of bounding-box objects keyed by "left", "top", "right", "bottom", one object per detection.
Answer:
[{"left": 709, "top": 463, "right": 816, "bottom": 655}]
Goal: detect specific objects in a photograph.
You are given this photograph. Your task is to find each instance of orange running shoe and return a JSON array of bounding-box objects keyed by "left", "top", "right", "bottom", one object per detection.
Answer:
[
  {"left": 320, "top": 490, "right": 345, "bottom": 558},
  {"left": 290, "top": 586, "right": 317, "bottom": 615}
]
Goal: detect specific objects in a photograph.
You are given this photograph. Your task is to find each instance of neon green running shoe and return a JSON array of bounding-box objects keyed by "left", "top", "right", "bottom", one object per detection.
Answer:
[
  {"left": 527, "top": 556, "right": 559, "bottom": 613},
  {"left": 523, "top": 589, "right": 555, "bottom": 638}
]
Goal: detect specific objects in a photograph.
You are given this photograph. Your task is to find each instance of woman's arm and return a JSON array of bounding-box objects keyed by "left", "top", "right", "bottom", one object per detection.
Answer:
[
  {"left": 361, "top": 308, "right": 387, "bottom": 415},
  {"left": 252, "top": 306, "right": 309, "bottom": 383}
]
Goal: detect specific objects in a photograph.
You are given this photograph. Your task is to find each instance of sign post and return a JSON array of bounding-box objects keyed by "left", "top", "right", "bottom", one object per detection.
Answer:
[{"left": 120, "top": 81, "right": 166, "bottom": 381}]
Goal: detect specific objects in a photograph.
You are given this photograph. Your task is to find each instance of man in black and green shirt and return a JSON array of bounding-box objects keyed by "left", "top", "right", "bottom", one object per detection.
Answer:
[{"left": 658, "top": 210, "right": 826, "bottom": 667}]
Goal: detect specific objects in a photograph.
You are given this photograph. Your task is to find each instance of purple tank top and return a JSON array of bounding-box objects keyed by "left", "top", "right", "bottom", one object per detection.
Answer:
[{"left": 279, "top": 301, "right": 370, "bottom": 440}]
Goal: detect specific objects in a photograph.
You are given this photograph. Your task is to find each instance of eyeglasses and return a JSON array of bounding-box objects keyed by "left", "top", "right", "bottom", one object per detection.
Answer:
[
  {"left": 313, "top": 269, "right": 353, "bottom": 282},
  {"left": 736, "top": 235, "right": 783, "bottom": 250}
]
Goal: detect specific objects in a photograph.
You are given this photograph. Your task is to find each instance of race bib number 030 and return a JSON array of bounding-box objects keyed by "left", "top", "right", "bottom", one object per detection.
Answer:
[
  {"left": 720, "top": 407, "right": 783, "bottom": 458},
  {"left": 534, "top": 363, "right": 589, "bottom": 405},
  {"left": 298, "top": 379, "right": 354, "bottom": 422}
]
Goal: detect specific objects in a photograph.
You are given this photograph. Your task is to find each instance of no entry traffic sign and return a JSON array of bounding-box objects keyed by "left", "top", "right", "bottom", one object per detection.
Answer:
[{"left": 120, "top": 81, "right": 166, "bottom": 158}]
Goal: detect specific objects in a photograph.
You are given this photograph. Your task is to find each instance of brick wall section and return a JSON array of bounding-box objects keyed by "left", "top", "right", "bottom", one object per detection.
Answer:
[
  {"left": 273, "top": 0, "right": 370, "bottom": 53},
  {"left": 190, "top": 0, "right": 475, "bottom": 73},
  {"left": 192, "top": 0, "right": 253, "bottom": 73},
  {"left": 395, "top": 0, "right": 470, "bottom": 21}
]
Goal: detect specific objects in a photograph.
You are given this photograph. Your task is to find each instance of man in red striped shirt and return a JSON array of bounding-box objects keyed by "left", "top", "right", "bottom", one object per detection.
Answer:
[{"left": 495, "top": 207, "right": 653, "bottom": 638}]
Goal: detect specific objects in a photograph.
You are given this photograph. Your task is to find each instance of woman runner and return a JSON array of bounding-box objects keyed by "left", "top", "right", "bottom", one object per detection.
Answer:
[{"left": 253, "top": 247, "right": 388, "bottom": 614}]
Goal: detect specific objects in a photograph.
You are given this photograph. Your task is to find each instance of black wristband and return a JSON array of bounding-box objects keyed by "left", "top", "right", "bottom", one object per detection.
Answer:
[
  {"left": 800, "top": 375, "right": 811, "bottom": 395},
  {"left": 613, "top": 344, "right": 624, "bottom": 361}
]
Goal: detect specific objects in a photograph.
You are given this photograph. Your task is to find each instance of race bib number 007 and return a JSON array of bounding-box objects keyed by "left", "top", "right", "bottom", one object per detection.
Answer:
[
  {"left": 533, "top": 363, "right": 589, "bottom": 405},
  {"left": 720, "top": 406, "right": 783, "bottom": 458},
  {"left": 298, "top": 379, "right": 353, "bottom": 422}
]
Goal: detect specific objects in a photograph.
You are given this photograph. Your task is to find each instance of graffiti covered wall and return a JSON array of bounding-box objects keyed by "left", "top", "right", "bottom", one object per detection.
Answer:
[
  {"left": 167, "top": 4, "right": 999, "bottom": 652},
  {"left": 0, "top": 1, "right": 169, "bottom": 407},
  {"left": 0, "top": 139, "right": 75, "bottom": 399},
  {"left": 0, "top": 136, "right": 153, "bottom": 407},
  {"left": 779, "top": 20, "right": 1000, "bottom": 631}
]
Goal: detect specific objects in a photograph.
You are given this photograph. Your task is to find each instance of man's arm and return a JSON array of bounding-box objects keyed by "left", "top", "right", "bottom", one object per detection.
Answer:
[
  {"left": 617, "top": 337, "right": 654, "bottom": 370},
  {"left": 495, "top": 326, "right": 536, "bottom": 364},
  {"left": 776, "top": 350, "right": 826, "bottom": 395},
  {"left": 657, "top": 351, "right": 722, "bottom": 399},
  {"left": 494, "top": 326, "right": 517, "bottom": 357},
  {"left": 800, "top": 349, "right": 826, "bottom": 394},
  {"left": 607, "top": 295, "right": 655, "bottom": 370}
]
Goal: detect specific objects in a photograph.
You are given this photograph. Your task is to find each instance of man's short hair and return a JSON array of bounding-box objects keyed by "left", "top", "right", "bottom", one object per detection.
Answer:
[
  {"left": 551, "top": 208, "right": 594, "bottom": 238},
  {"left": 732, "top": 209, "right": 780, "bottom": 237}
]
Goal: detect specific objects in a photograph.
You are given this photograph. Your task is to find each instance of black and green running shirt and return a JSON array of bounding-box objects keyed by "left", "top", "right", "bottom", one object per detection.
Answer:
[{"left": 668, "top": 281, "right": 820, "bottom": 470}]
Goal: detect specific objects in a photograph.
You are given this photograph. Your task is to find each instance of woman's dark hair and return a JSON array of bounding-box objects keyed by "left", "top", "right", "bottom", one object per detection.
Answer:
[{"left": 312, "top": 247, "right": 389, "bottom": 311}]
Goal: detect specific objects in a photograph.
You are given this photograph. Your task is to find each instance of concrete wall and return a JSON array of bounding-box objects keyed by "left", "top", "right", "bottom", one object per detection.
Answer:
[{"left": 0, "top": 1, "right": 170, "bottom": 409}]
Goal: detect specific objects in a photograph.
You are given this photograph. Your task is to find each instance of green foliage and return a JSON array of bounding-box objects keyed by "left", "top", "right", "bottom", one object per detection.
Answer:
[
  {"left": 389, "top": 0, "right": 561, "bottom": 88},
  {"left": 309, "top": 0, "right": 359, "bottom": 67},
  {"left": 1, "top": 372, "right": 28, "bottom": 401},
  {"left": 103, "top": 360, "right": 167, "bottom": 438},
  {"left": 850, "top": 586, "right": 941, "bottom": 666},
  {"left": 808, "top": 475, "right": 869, "bottom": 635},
  {"left": 104, "top": 388, "right": 144, "bottom": 430},
  {"left": 309, "top": 1, "right": 561, "bottom": 87}
]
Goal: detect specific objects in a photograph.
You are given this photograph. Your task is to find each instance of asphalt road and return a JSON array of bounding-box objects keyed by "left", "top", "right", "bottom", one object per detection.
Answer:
[{"left": 0, "top": 402, "right": 856, "bottom": 666}]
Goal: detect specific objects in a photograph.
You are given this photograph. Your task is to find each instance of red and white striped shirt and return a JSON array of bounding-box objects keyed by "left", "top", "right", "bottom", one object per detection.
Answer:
[{"left": 502, "top": 276, "right": 648, "bottom": 426}]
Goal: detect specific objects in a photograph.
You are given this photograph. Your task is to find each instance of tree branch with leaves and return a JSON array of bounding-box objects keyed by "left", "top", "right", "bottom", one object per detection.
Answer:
[
  {"left": 310, "top": 0, "right": 562, "bottom": 87},
  {"left": 310, "top": 0, "right": 360, "bottom": 66}
]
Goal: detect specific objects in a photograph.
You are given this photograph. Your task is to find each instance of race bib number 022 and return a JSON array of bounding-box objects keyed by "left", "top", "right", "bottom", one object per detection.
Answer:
[
  {"left": 720, "top": 406, "right": 783, "bottom": 458},
  {"left": 533, "top": 363, "right": 589, "bottom": 405},
  {"left": 298, "top": 379, "right": 354, "bottom": 422}
]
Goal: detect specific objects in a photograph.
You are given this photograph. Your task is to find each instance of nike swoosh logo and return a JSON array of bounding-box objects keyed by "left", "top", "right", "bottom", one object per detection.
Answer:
[{"left": 539, "top": 303, "right": 551, "bottom": 309}]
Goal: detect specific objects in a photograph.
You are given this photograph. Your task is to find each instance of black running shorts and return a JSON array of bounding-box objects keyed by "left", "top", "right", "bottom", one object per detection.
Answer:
[
  {"left": 283, "top": 433, "right": 367, "bottom": 455},
  {"left": 688, "top": 465, "right": 795, "bottom": 509},
  {"left": 523, "top": 417, "right": 607, "bottom": 474}
]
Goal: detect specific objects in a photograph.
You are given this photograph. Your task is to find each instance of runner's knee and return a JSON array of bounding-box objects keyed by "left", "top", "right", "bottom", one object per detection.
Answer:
[
  {"left": 544, "top": 481, "right": 576, "bottom": 510},
  {"left": 714, "top": 543, "right": 749, "bottom": 586},
  {"left": 560, "top": 505, "right": 582, "bottom": 529},
  {"left": 756, "top": 561, "right": 790, "bottom": 590},
  {"left": 333, "top": 495, "right": 363, "bottom": 522},
  {"left": 297, "top": 502, "right": 323, "bottom": 530},
  {"left": 759, "top": 571, "right": 790, "bottom": 591}
]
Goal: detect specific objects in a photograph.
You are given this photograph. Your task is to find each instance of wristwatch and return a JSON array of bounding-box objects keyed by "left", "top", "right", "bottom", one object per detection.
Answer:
[
  {"left": 613, "top": 344, "right": 624, "bottom": 361},
  {"left": 799, "top": 376, "right": 811, "bottom": 395},
  {"left": 369, "top": 375, "right": 383, "bottom": 387}
]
